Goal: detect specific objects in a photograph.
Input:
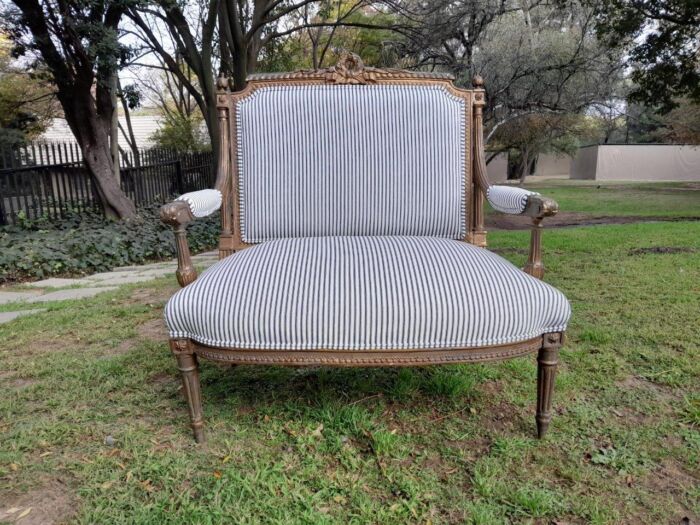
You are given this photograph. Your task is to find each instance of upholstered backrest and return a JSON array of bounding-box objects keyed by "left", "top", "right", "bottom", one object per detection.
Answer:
[
  {"left": 215, "top": 54, "right": 481, "bottom": 252},
  {"left": 235, "top": 84, "right": 467, "bottom": 243}
]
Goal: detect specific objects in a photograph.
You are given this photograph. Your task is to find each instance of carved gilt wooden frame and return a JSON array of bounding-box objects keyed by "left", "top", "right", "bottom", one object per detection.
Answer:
[
  {"left": 213, "top": 52, "right": 488, "bottom": 256},
  {"left": 165, "top": 54, "right": 565, "bottom": 444}
]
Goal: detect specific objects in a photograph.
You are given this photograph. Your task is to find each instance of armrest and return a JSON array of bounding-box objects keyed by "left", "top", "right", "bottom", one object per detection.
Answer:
[
  {"left": 160, "top": 189, "right": 222, "bottom": 287},
  {"left": 175, "top": 189, "right": 222, "bottom": 218},
  {"left": 486, "top": 186, "right": 559, "bottom": 218},
  {"left": 484, "top": 186, "right": 559, "bottom": 280}
]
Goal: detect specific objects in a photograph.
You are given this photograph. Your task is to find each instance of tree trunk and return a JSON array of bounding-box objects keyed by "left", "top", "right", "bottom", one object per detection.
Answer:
[
  {"left": 83, "top": 138, "right": 137, "bottom": 219},
  {"left": 518, "top": 148, "right": 530, "bottom": 184},
  {"left": 60, "top": 90, "right": 137, "bottom": 219}
]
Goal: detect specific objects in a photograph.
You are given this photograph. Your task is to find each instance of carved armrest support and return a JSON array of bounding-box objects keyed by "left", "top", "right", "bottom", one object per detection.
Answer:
[
  {"left": 160, "top": 201, "right": 197, "bottom": 287},
  {"left": 522, "top": 195, "right": 559, "bottom": 279}
]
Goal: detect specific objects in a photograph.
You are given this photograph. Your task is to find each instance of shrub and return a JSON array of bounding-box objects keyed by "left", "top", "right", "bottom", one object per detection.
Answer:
[{"left": 0, "top": 206, "right": 220, "bottom": 283}]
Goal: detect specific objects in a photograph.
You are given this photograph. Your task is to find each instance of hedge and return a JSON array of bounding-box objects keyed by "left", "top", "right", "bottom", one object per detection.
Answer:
[{"left": 0, "top": 206, "right": 220, "bottom": 283}]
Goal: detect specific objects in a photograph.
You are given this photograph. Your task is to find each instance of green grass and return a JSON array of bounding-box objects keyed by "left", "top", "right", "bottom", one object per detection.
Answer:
[
  {"left": 520, "top": 179, "right": 700, "bottom": 217},
  {"left": 1, "top": 186, "right": 699, "bottom": 523}
]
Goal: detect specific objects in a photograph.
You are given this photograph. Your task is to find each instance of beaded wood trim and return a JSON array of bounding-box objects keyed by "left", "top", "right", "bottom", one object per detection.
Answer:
[{"left": 190, "top": 336, "right": 543, "bottom": 367}]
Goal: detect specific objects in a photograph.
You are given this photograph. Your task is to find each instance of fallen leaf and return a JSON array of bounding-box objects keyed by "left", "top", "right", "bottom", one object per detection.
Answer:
[
  {"left": 213, "top": 470, "right": 222, "bottom": 479},
  {"left": 312, "top": 424, "right": 324, "bottom": 438},
  {"left": 332, "top": 495, "right": 346, "bottom": 504},
  {"left": 4, "top": 507, "right": 21, "bottom": 514},
  {"left": 9, "top": 463, "right": 19, "bottom": 471},
  {"left": 18, "top": 508, "right": 32, "bottom": 518},
  {"left": 100, "top": 481, "right": 114, "bottom": 490},
  {"left": 263, "top": 415, "right": 270, "bottom": 423},
  {"left": 222, "top": 455, "right": 231, "bottom": 464},
  {"left": 39, "top": 451, "right": 53, "bottom": 458}
]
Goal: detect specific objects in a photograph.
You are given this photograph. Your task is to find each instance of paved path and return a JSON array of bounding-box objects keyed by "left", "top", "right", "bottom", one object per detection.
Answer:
[{"left": 0, "top": 251, "right": 219, "bottom": 324}]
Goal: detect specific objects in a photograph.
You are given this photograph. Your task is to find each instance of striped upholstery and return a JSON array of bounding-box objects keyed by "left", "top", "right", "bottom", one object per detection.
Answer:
[
  {"left": 486, "top": 186, "right": 538, "bottom": 215},
  {"left": 236, "top": 85, "right": 467, "bottom": 242},
  {"left": 176, "top": 189, "right": 222, "bottom": 218},
  {"left": 165, "top": 237, "right": 570, "bottom": 350}
]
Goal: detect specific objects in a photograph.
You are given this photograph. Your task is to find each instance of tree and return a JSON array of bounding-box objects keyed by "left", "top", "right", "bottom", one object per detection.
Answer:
[
  {"left": 3, "top": 0, "right": 137, "bottom": 218},
  {"left": 491, "top": 113, "right": 599, "bottom": 182},
  {"left": 0, "top": 33, "right": 58, "bottom": 147},
  {"left": 594, "top": 0, "right": 700, "bottom": 112},
  {"left": 385, "top": 1, "right": 626, "bottom": 163},
  {"left": 126, "top": 0, "right": 394, "bottom": 157}
]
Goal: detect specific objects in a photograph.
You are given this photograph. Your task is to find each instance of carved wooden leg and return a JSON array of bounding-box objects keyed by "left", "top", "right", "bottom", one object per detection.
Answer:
[
  {"left": 170, "top": 339, "right": 205, "bottom": 443},
  {"left": 536, "top": 332, "right": 563, "bottom": 439},
  {"left": 524, "top": 217, "right": 545, "bottom": 279}
]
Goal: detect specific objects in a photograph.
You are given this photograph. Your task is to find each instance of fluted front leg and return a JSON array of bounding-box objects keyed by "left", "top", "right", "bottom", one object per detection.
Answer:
[
  {"left": 170, "top": 339, "right": 205, "bottom": 443},
  {"left": 536, "top": 332, "right": 563, "bottom": 438}
]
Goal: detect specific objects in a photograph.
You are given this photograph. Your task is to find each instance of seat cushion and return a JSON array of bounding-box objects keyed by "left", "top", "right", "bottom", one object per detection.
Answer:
[{"left": 165, "top": 237, "right": 570, "bottom": 350}]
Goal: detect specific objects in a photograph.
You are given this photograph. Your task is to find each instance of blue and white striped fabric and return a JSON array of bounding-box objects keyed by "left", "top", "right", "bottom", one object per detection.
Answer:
[
  {"left": 486, "top": 186, "right": 538, "bottom": 215},
  {"left": 176, "top": 189, "right": 222, "bottom": 218},
  {"left": 236, "top": 85, "right": 467, "bottom": 242},
  {"left": 165, "top": 237, "right": 570, "bottom": 350}
]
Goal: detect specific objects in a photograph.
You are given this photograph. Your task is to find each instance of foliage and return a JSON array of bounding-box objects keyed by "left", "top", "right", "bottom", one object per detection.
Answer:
[
  {"left": 491, "top": 113, "right": 600, "bottom": 180},
  {"left": 259, "top": 2, "right": 397, "bottom": 71},
  {"left": 0, "top": 34, "right": 58, "bottom": 146},
  {"left": 0, "top": 206, "right": 219, "bottom": 283},
  {"left": 594, "top": 0, "right": 700, "bottom": 112},
  {"left": 388, "top": 1, "right": 626, "bottom": 162},
  {"left": 150, "top": 112, "right": 209, "bottom": 153}
]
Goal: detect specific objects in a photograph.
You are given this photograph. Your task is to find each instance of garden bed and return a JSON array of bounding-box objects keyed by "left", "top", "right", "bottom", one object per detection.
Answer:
[{"left": 0, "top": 206, "right": 219, "bottom": 284}]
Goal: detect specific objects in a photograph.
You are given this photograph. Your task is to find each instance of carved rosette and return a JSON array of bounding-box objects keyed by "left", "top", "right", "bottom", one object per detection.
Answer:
[{"left": 325, "top": 52, "right": 377, "bottom": 85}]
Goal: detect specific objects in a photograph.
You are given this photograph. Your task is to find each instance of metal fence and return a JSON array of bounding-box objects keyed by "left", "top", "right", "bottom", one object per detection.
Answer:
[{"left": 0, "top": 150, "right": 214, "bottom": 225}]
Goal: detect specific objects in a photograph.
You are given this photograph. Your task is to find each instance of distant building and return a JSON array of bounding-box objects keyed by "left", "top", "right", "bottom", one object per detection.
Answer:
[{"left": 571, "top": 144, "right": 700, "bottom": 181}]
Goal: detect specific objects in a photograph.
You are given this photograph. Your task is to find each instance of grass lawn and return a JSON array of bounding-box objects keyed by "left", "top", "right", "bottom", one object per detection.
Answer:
[
  {"left": 1, "top": 184, "right": 699, "bottom": 524},
  {"left": 520, "top": 179, "right": 700, "bottom": 218}
]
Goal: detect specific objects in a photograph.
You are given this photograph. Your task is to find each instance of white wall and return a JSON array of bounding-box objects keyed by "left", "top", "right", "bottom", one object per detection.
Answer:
[
  {"left": 571, "top": 145, "right": 700, "bottom": 181},
  {"left": 39, "top": 116, "right": 164, "bottom": 147}
]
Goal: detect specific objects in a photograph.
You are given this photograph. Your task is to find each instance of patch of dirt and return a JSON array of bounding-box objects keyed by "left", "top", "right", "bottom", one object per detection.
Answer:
[
  {"left": 637, "top": 460, "right": 699, "bottom": 524},
  {"left": 628, "top": 246, "right": 697, "bottom": 256},
  {"left": 486, "top": 212, "right": 700, "bottom": 231},
  {"left": 137, "top": 318, "right": 168, "bottom": 341},
  {"left": 0, "top": 371, "right": 36, "bottom": 390},
  {"left": 148, "top": 371, "right": 176, "bottom": 387},
  {"left": 0, "top": 479, "right": 76, "bottom": 525},
  {"left": 616, "top": 375, "right": 677, "bottom": 402},
  {"left": 123, "top": 286, "right": 176, "bottom": 307},
  {"left": 20, "top": 337, "right": 75, "bottom": 358}
]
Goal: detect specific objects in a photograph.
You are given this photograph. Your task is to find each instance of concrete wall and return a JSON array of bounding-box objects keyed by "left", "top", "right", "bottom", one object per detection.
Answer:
[
  {"left": 571, "top": 144, "right": 700, "bottom": 181},
  {"left": 487, "top": 153, "right": 509, "bottom": 182},
  {"left": 570, "top": 146, "right": 599, "bottom": 180},
  {"left": 535, "top": 154, "right": 571, "bottom": 177}
]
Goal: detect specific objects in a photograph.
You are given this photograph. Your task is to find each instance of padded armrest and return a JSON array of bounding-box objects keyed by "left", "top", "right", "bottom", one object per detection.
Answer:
[
  {"left": 486, "top": 186, "right": 558, "bottom": 218},
  {"left": 486, "top": 186, "right": 539, "bottom": 214},
  {"left": 175, "top": 189, "right": 222, "bottom": 218},
  {"left": 161, "top": 189, "right": 222, "bottom": 288}
]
